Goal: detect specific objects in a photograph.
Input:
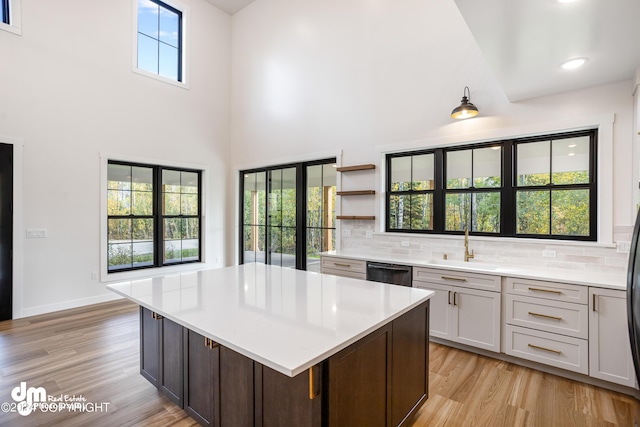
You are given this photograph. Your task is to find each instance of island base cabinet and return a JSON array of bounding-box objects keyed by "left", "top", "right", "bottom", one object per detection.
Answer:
[
  {"left": 140, "top": 307, "right": 184, "bottom": 408},
  {"left": 139, "top": 302, "right": 429, "bottom": 427}
]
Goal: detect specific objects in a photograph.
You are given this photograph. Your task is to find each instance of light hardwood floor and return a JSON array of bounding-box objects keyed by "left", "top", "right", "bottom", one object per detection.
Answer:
[{"left": 0, "top": 299, "right": 638, "bottom": 426}]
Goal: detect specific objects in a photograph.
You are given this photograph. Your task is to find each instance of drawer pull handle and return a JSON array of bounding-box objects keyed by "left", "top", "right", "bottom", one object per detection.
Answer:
[
  {"left": 453, "top": 291, "right": 457, "bottom": 306},
  {"left": 528, "top": 311, "right": 562, "bottom": 321},
  {"left": 309, "top": 366, "right": 319, "bottom": 400},
  {"left": 441, "top": 276, "right": 467, "bottom": 282},
  {"left": 204, "top": 337, "right": 219, "bottom": 350},
  {"left": 528, "top": 343, "right": 562, "bottom": 355},
  {"left": 152, "top": 312, "right": 163, "bottom": 320},
  {"left": 448, "top": 290, "right": 452, "bottom": 305},
  {"left": 528, "top": 287, "right": 562, "bottom": 295},
  {"left": 334, "top": 263, "right": 351, "bottom": 267}
]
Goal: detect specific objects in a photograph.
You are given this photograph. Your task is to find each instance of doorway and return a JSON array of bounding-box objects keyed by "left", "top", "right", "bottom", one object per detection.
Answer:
[{"left": 0, "top": 143, "right": 12, "bottom": 320}]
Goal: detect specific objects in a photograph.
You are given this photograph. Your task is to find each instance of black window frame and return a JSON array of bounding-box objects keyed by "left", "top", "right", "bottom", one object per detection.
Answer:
[
  {"left": 107, "top": 160, "right": 202, "bottom": 274},
  {"left": 386, "top": 129, "right": 597, "bottom": 241},
  {"left": 137, "top": 0, "right": 183, "bottom": 82},
  {"left": 239, "top": 158, "right": 337, "bottom": 270},
  {"left": 1, "top": 0, "right": 9, "bottom": 25}
]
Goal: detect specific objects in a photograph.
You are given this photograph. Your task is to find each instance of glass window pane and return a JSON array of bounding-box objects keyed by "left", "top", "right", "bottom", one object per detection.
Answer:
[
  {"left": 516, "top": 191, "right": 550, "bottom": 234},
  {"left": 389, "top": 194, "right": 411, "bottom": 229},
  {"left": 552, "top": 189, "right": 589, "bottom": 236},
  {"left": 281, "top": 168, "right": 296, "bottom": 227},
  {"left": 182, "top": 194, "right": 198, "bottom": 215},
  {"left": 445, "top": 193, "right": 471, "bottom": 231},
  {"left": 391, "top": 157, "right": 411, "bottom": 191},
  {"left": 163, "top": 193, "right": 181, "bottom": 215},
  {"left": 159, "top": 43, "right": 179, "bottom": 80},
  {"left": 269, "top": 227, "right": 282, "bottom": 266},
  {"left": 107, "top": 189, "right": 131, "bottom": 216},
  {"left": 108, "top": 164, "right": 132, "bottom": 190},
  {"left": 412, "top": 154, "right": 434, "bottom": 190},
  {"left": 517, "top": 141, "right": 550, "bottom": 186},
  {"left": 410, "top": 193, "right": 433, "bottom": 230},
  {"left": 159, "top": 7, "right": 179, "bottom": 47},
  {"left": 181, "top": 239, "right": 199, "bottom": 261},
  {"left": 164, "top": 240, "right": 181, "bottom": 263},
  {"left": 447, "top": 150, "right": 472, "bottom": 189},
  {"left": 306, "top": 228, "right": 322, "bottom": 273},
  {"left": 164, "top": 218, "right": 181, "bottom": 240},
  {"left": 184, "top": 218, "right": 199, "bottom": 239},
  {"left": 108, "top": 218, "right": 131, "bottom": 242},
  {"left": 163, "top": 169, "right": 181, "bottom": 192},
  {"left": 472, "top": 192, "right": 500, "bottom": 233},
  {"left": 109, "top": 243, "right": 132, "bottom": 270},
  {"left": 132, "top": 166, "right": 153, "bottom": 191},
  {"left": 281, "top": 227, "right": 296, "bottom": 269},
  {"left": 132, "top": 191, "right": 153, "bottom": 215},
  {"left": 473, "top": 147, "right": 501, "bottom": 188},
  {"left": 132, "top": 218, "right": 153, "bottom": 241},
  {"left": 133, "top": 242, "right": 154, "bottom": 267},
  {"left": 552, "top": 136, "right": 590, "bottom": 185},
  {"left": 181, "top": 172, "right": 198, "bottom": 193},
  {"left": 138, "top": 33, "right": 158, "bottom": 74},
  {"left": 138, "top": 0, "right": 159, "bottom": 38}
]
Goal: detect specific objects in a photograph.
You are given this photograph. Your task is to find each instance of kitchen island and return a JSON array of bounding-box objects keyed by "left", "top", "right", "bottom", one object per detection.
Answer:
[{"left": 107, "top": 263, "right": 433, "bottom": 427}]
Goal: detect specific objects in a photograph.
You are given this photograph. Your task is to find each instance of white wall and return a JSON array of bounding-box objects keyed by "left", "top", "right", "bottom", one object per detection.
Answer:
[
  {"left": 230, "top": 0, "right": 636, "bottom": 259},
  {"left": 0, "top": 0, "right": 231, "bottom": 317}
]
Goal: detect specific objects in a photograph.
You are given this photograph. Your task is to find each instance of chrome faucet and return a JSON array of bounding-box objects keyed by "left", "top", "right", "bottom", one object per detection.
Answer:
[{"left": 464, "top": 227, "right": 474, "bottom": 262}]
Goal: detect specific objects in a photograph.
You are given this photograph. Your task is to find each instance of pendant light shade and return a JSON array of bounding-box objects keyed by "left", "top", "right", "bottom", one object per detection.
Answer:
[{"left": 451, "top": 86, "right": 479, "bottom": 119}]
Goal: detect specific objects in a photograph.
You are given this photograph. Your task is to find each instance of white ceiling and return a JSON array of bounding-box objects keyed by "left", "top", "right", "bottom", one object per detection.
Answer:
[
  {"left": 454, "top": 0, "right": 640, "bottom": 101},
  {"left": 205, "top": 0, "right": 255, "bottom": 15}
]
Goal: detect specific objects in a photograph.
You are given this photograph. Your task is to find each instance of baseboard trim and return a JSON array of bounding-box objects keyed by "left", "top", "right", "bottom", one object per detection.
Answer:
[{"left": 19, "top": 293, "right": 123, "bottom": 319}]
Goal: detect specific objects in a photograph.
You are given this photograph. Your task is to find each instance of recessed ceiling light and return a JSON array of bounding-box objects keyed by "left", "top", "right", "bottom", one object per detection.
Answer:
[
  {"left": 561, "top": 58, "right": 587, "bottom": 70},
  {"left": 568, "top": 143, "right": 577, "bottom": 148},
  {"left": 568, "top": 152, "right": 575, "bottom": 156}
]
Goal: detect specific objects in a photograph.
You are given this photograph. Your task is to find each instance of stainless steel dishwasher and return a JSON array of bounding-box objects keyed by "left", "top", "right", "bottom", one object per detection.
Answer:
[{"left": 366, "top": 262, "right": 412, "bottom": 287}]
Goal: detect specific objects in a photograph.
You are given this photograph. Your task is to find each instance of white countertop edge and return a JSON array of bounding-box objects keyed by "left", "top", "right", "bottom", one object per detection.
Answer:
[
  {"left": 107, "top": 279, "right": 434, "bottom": 378},
  {"left": 322, "top": 250, "right": 627, "bottom": 290}
]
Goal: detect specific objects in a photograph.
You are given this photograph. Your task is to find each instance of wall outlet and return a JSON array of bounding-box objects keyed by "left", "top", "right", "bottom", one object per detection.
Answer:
[
  {"left": 365, "top": 231, "right": 373, "bottom": 238},
  {"left": 342, "top": 229, "right": 351, "bottom": 237},
  {"left": 26, "top": 228, "right": 47, "bottom": 238},
  {"left": 542, "top": 250, "right": 556, "bottom": 258},
  {"left": 401, "top": 241, "right": 410, "bottom": 247},
  {"left": 618, "top": 241, "right": 631, "bottom": 254}
]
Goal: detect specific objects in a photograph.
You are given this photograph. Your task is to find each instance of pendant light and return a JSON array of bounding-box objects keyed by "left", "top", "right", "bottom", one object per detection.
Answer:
[{"left": 451, "top": 86, "right": 479, "bottom": 119}]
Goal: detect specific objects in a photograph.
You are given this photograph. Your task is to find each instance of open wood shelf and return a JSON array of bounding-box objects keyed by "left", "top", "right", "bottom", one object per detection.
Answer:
[
  {"left": 336, "top": 215, "right": 376, "bottom": 220},
  {"left": 337, "top": 190, "right": 376, "bottom": 196},
  {"left": 336, "top": 164, "right": 376, "bottom": 172}
]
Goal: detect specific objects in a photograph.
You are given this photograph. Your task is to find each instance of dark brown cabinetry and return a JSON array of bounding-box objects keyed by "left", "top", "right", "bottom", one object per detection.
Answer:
[
  {"left": 140, "top": 308, "right": 184, "bottom": 407},
  {"left": 140, "top": 301, "right": 429, "bottom": 427}
]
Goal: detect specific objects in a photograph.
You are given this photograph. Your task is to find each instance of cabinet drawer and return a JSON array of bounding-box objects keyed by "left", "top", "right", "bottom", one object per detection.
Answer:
[
  {"left": 413, "top": 267, "right": 500, "bottom": 292},
  {"left": 322, "top": 268, "right": 366, "bottom": 280},
  {"left": 321, "top": 256, "right": 366, "bottom": 275},
  {"left": 505, "top": 325, "right": 588, "bottom": 375},
  {"left": 505, "top": 277, "right": 587, "bottom": 304},
  {"left": 505, "top": 294, "right": 588, "bottom": 339}
]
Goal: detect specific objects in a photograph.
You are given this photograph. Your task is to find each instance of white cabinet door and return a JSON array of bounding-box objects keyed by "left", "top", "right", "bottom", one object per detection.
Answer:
[
  {"left": 452, "top": 286, "right": 501, "bottom": 353},
  {"left": 589, "top": 288, "right": 637, "bottom": 388},
  {"left": 414, "top": 282, "right": 451, "bottom": 340}
]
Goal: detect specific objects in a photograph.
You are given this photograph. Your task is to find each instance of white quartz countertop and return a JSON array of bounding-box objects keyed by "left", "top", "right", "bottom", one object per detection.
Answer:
[
  {"left": 322, "top": 250, "right": 627, "bottom": 290},
  {"left": 107, "top": 263, "right": 433, "bottom": 377}
]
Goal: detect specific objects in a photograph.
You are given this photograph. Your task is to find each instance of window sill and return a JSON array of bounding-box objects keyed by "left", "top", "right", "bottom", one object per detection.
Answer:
[
  {"left": 132, "top": 67, "right": 190, "bottom": 90},
  {"left": 101, "top": 262, "right": 208, "bottom": 283},
  {"left": 0, "top": 21, "right": 21, "bottom": 36}
]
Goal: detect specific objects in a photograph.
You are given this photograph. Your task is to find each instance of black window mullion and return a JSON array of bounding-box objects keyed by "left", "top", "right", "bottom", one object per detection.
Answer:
[
  {"left": 154, "top": 167, "right": 162, "bottom": 267},
  {"left": 296, "top": 165, "right": 305, "bottom": 270},
  {"left": 434, "top": 149, "right": 445, "bottom": 233},
  {"left": 2, "top": 0, "right": 9, "bottom": 25},
  {"left": 502, "top": 141, "right": 515, "bottom": 236}
]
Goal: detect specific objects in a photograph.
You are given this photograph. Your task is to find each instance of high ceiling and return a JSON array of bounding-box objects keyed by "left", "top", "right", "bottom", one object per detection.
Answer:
[
  {"left": 207, "top": 0, "right": 640, "bottom": 102},
  {"left": 205, "top": 0, "right": 255, "bottom": 15},
  {"left": 454, "top": 0, "right": 640, "bottom": 101}
]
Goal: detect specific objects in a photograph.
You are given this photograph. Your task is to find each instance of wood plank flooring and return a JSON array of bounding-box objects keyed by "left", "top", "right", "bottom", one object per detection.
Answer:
[{"left": 0, "top": 299, "right": 638, "bottom": 426}]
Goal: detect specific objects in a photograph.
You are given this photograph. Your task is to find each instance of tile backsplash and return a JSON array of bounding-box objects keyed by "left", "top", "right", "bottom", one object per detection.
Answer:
[{"left": 339, "top": 222, "right": 632, "bottom": 275}]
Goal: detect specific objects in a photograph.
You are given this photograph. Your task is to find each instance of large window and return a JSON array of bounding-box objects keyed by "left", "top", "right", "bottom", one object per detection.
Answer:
[
  {"left": 136, "top": 0, "right": 183, "bottom": 82},
  {"left": 1, "top": 0, "right": 9, "bottom": 24},
  {"left": 386, "top": 129, "right": 597, "bottom": 240},
  {"left": 241, "top": 159, "right": 336, "bottom": 271},
  {"left": 107, "top": 161, "right": 201, "bottom": 273}
]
